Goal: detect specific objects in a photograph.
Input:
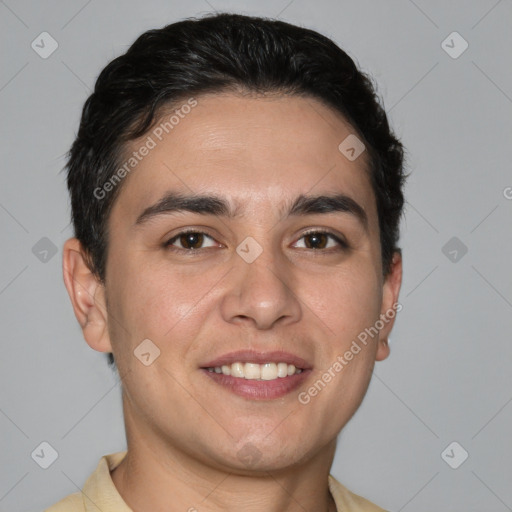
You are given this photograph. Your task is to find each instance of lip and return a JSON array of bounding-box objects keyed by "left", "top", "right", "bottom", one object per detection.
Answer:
[
  {"left": 201, "top": 369, "right": 311, "bottom": 400},
  {"left": 200, "top": 350, "right": 312, "bottom": 370}
]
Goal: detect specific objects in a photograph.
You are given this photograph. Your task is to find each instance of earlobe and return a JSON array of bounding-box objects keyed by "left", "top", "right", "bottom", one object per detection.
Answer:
[
  {"left": 375, "top": 337, "right": 389, "bottom": 362},
  {"left": 375, "top": 251, "right": 403, "bottom": 362},
  {"left": 62, "top": 238, "right": 112, "bottom": 353}
]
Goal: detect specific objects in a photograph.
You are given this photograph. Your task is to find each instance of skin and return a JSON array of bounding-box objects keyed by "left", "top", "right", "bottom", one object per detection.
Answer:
[{"left": 63, "top": 92, "right": 402, "bottom": 512}]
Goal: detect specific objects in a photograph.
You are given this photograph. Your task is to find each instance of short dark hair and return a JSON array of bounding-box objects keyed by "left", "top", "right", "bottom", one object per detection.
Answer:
[{"left": 65, "top": 13, "right": 407, "bottom": 369}]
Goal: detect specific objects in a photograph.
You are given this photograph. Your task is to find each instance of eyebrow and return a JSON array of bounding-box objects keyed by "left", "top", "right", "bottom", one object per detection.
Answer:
[{"left": 134, "top": 191, "right": 368, "bottom": 230}]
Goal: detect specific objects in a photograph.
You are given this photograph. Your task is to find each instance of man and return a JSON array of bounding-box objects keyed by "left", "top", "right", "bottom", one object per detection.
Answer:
[{"left": 47, "top": 12, "right": 405, "bottom": 512}]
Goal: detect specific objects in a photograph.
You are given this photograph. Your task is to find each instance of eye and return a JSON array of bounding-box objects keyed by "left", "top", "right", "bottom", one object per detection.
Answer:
[
  {"left": 164, "top": 229, "right": 348, "bottom": 253},
  {"left": 294, "top": 230, "right": 348, "bottom": 251},
  {"left": 164, "top": 230, "right": 218, "bottom": 251}
]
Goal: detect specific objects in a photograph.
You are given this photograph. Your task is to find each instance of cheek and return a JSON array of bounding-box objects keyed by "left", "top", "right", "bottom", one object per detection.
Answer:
[
  {"left": 307, "top": 264, "right": 382, "bottom": 343},
  {"left": 106, "top": 258, "right": 219, "bottom": 353}
]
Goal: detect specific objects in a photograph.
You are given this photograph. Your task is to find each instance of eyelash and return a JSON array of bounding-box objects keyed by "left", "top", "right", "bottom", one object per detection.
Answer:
[{"left": 163, "top": 229, "right": 349, "bottom": 253}]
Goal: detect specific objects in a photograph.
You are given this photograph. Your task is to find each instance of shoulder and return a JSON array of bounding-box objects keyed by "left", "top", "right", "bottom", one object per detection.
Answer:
[
  {"left": 43, "top": 451, "right": 128, "bottom": 512},
  {"left": 328, "top": 475, "right": 388, "bottom": 512},
  {"left": 44, "top": 491, "right": 84, "bottom": 512}
]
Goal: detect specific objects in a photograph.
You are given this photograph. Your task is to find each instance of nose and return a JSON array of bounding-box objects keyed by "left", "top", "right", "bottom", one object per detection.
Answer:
[{"left": 220, "top": 244, "right": 302, "bottom": 330}]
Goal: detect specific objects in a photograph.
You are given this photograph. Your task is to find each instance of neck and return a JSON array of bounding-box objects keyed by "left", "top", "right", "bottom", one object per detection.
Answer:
[{"left": 111, "top": 404, "right": 338, "bottom": 512}]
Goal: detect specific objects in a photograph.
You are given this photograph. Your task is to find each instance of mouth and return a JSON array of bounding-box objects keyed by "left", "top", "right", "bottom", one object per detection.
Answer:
[
  {"left": 200, "top": 350, "right": 311, "bottom": 400},
  {"left": 205, "top": 361, "right": 303, "bottom": 379}
]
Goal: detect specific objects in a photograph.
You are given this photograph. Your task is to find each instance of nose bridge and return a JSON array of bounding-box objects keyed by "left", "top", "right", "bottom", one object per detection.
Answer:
[{"left": 220, "top": 236, "right": 301, "bottom": 329}]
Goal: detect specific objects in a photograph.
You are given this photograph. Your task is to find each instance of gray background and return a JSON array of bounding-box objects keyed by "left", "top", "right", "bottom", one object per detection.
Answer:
[{"left": 1, "top": 0, "right": 511, "bottom": 511}]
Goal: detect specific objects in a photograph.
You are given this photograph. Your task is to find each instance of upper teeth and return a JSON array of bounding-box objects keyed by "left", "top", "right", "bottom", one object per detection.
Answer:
[{"left": 207, "top": 362, "right": 302, "bottom": 380}]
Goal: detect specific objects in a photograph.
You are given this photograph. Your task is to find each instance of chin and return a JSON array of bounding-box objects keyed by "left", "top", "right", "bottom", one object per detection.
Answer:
[{"left": 222, "top": 435, "right": 315, "bottom": 473}]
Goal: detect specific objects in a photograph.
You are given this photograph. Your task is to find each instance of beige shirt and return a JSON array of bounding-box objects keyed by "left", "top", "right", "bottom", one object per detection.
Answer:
[{"left": 45, "top": 451, "right": 386, "bottom": 511}]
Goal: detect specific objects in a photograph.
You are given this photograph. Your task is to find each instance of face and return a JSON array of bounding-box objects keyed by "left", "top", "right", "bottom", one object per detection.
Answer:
[{"left": 65, "top": 92, "right": 401, "bottom": 474}]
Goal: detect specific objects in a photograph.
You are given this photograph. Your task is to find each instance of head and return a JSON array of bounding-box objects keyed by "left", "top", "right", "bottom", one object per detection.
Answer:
[{"left": 63, "top": 13, "right": 406, "bottom": 473}]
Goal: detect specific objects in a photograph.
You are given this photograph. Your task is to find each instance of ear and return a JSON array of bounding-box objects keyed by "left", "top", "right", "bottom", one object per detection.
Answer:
[
  {"left": 375, "top": 251, "right": 402, "bottom": 362},
  {"left": 62, "top": 237, "right": 112, "bottom": 353}
]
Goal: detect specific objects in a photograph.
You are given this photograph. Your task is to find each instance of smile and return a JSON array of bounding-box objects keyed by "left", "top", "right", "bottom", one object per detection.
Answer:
[
  {"left": 206, "top": 362, "right": 303, "bottom": 381},
  {"left": 200, "top": 350, "right": 312, "bottom": 400}
]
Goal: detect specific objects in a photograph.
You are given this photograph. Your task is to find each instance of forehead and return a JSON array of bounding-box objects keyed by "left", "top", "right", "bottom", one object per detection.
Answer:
[{"left": 109, "top": 92, "right": 377, "bottom": 229}]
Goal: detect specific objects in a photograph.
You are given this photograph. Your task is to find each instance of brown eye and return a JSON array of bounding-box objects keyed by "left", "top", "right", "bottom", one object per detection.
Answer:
[
  {"left": 179, "top": 232, "right": 203, "bottom": 249},
  {"left": 295, "top": 230, "right": 348, "bottom": 251},
  {"left": 165, "top": 231, "right": 217, "bottom": 250},
  {"left": 304, "top": 232, "right": 328, "bottom": 249}
]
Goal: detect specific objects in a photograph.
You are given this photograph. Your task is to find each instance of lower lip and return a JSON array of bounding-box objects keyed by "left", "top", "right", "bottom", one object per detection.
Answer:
[{"left": 201, "top": 369, "right": 311, "bottom": 400}]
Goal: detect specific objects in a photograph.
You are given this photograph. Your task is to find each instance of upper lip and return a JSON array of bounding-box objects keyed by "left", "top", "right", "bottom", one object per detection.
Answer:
[{"left": 201, "top": 350, "right": 312, "bottom": 370}]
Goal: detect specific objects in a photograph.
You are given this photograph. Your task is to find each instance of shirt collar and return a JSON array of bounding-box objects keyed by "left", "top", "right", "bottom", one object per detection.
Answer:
[{"left": 82, "top": 451, "right": 131, "bottom": 512}]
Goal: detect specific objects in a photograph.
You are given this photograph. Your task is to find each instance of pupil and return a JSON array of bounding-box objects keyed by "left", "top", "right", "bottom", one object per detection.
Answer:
[
  {"left": 307, "top": 233, "right": 326, "bottom": 249},
  {"left": 183, "top": 233, "right": 202, "bottom": 249}
]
